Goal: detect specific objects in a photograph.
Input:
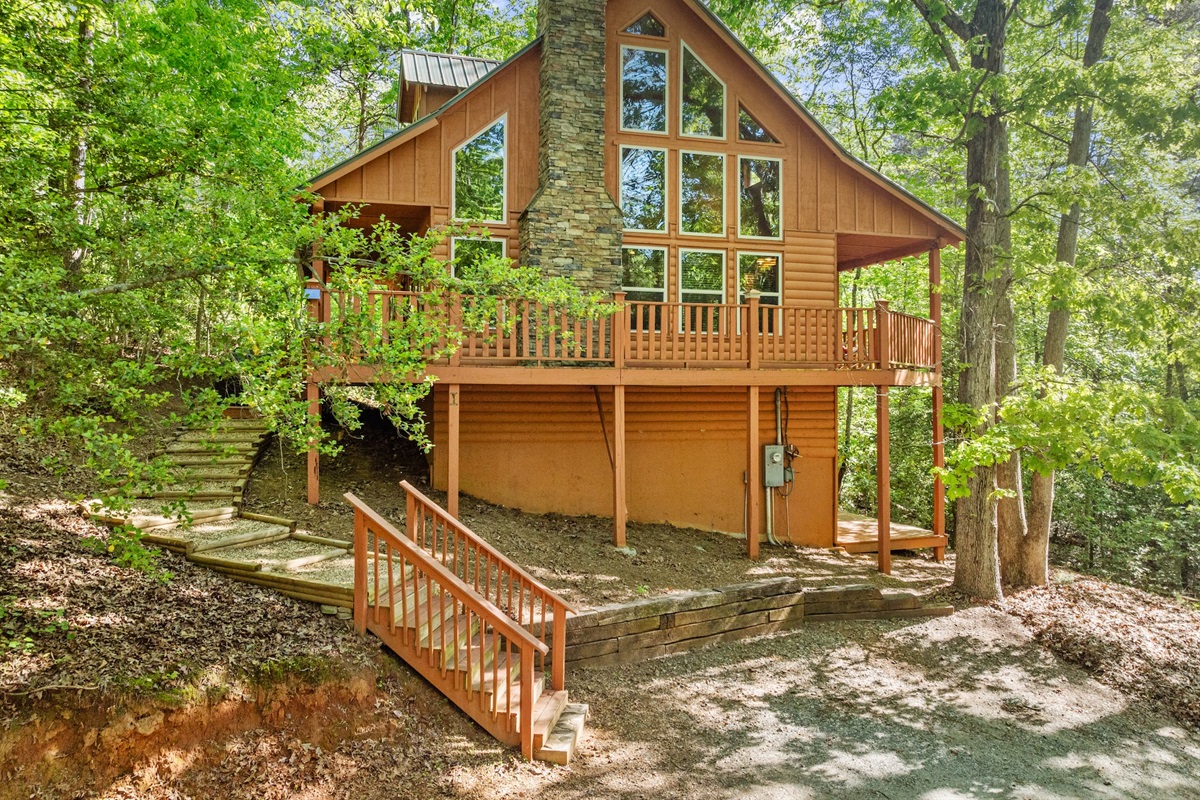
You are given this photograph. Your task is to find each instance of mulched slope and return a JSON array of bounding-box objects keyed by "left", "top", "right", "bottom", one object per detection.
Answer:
[
  {"left": 0, "top": 498, "right": 374, "bottom": 708},
  {"left": 1006, "top": 577, "right": 1200, "bottom": 729}
]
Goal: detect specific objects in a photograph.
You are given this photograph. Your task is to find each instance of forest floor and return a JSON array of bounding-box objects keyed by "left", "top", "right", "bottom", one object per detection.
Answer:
[{"left": 3, "top": 419, "right": 1200, "bottom": 799}]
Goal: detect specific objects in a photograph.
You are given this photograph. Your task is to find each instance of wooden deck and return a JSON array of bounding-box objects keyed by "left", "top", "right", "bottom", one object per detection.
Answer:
[{"left": 837, "top": 511, "right": 948, "bottom": 555}]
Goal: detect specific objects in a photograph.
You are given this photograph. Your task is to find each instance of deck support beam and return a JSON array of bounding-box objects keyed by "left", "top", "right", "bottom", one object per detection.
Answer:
[
  {"left": 447, "top": 384, "right": 460, "bottom": 518},
  {"left": 306, "top": 381, "right": 320, "bottom": 505},
  {"left": 929, "top": 247, "right": 946, "bottom": 561},
  {"left": 748, "top": 385, "right": 760, "bottom": 560},
  {"left": 876, "top": 386, "right": 891, "bottom": 574},
  {"left": 612, "top": 384, "right": 627, "bottom": 547}
]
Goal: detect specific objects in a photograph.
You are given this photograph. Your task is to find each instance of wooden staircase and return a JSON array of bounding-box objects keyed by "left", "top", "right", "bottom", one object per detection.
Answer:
[{"left": 346, "top": 483, "right": 586, "bottom": 763}]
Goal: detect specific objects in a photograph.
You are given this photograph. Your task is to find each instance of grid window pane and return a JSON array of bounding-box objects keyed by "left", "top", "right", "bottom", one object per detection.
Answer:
[
  {"left": 452, "top": 238, "right": 505, "bottom": 278},
  {"left": 620, "top": 147, "right": 667, "bottom": 231},
  {"left": 681, "top": 47, "right": 724, "bottom": 138},
  {"left": 622, "top": 48, "right": 667, "bottom": 132},
  {"left": 453, "top": 120, "right": 505, "bottom": 222},
  {"left": 681, "top": 152, "right": 725, "bottom": 235},
  {"left": 739, "top": 157, "right": 781, "bottom": 238}
]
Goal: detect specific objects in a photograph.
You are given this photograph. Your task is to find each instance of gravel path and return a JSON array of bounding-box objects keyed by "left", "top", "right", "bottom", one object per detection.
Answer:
[{"left": 541, "top": 607, "right": 1200, "bottom": 800}]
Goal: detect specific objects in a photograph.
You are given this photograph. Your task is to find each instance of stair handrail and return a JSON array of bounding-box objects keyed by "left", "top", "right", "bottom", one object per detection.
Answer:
[
  {"left": 400, "top": 480, "right": 577, "bottom": 614},
  {"left": 346, "top": 492, "right": 544, "bottom": 758},
  {"left": 345, "top": 493, "right": 548, "bottom": 657},
  {"left": 400, "top": 480, "right": 574, "bottom": 694}
]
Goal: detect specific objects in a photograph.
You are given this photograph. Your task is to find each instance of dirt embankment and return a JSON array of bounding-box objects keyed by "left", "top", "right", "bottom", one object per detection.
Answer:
[{"left": 2, "top": 670, "right": 377, "bottom": 800}]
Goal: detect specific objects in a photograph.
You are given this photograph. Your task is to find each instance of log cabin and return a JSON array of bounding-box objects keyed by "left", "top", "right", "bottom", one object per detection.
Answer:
[{"left": 302, "top": 0, "right": 964, "bottom": 572}]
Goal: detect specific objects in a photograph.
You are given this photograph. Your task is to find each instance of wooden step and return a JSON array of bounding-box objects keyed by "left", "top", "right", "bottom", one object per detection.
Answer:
[
  {"left": 531, "top": 690, "right": 570, "bottom": 751},
  {"left": 534, "top": 703, "right": 588, "bottom": 766}
]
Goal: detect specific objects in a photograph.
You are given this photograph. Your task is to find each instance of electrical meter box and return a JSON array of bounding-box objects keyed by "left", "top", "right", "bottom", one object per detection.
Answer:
[{"left": 763, "top": 445, "right": 786, "bottom": 487}]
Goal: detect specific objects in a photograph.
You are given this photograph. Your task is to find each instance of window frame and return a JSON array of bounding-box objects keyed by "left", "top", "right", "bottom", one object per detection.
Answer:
[
  {"left": 678, "top": 248, "right": 727, "bottom": 333},
  {"left": 450, "top": 114, "right": 508, "bottom": 225},
  {"left": 737, "top": 154, "right": 784, "bottom": 241},
  {"left": 679, "top": 42, "right": 727, "bottom": 141},
  {"left": 620, "top": 245, "right": 669, "bottom": 300},
  {"left": 449, "top": 236, "right": 506, "bottom": 279},
  {"left": 619, "top": 144, "right": 670, "bottom": 234},
  {"left": 619, "top": 44, "right": 670, "bottom": 136},
  {"left": 737, "top": 105, "right": 781, "bottom": 145},
  {"left": 678, "top": 247, "right": 726, "bottom": 304},
  {"left": 622, "top": 10, "right": 667, "bottom": 38},
  {"left": 736, "top": 250, "right": 783, "bottom": 334},
  {"left": 679, "top": 149, "right": 727, "bottom": 238}
]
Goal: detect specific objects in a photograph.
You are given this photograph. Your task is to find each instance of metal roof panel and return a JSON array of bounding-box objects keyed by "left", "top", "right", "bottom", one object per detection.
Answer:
[{"left": 401, "top": 49, "right": 501, "bottom": 90}]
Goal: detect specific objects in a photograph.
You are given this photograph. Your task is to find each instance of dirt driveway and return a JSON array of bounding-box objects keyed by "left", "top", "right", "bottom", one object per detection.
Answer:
[{"left": 488, "top": 607, "right": 1200, "bottom": 800}]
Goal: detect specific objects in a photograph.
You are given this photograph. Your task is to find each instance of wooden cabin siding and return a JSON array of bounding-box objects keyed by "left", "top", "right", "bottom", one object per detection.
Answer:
[
  {"left": 606, "top": 0, "right": 941, "bottom": 243},
  {"left": 429, "top": 384, "right": 837, "bottom": 545},
  {"left": 316, "top": 46, "right": 542, "bottom": 261}
]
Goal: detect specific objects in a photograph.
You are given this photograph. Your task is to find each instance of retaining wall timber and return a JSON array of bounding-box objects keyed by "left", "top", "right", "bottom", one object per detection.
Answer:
[{"left": 562, "top": 578, "right": 952, "bottom": 670}]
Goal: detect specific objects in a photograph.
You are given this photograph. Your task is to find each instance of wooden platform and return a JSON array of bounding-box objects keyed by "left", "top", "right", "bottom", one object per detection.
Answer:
[{"left": 836, "top": 511, "right": 948, "bottom": 554}]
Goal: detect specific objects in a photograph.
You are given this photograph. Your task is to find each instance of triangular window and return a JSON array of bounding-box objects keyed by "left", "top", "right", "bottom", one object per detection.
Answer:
[
  {"left": 625, "top": 13, "right": 665, "bottom": 37},
  {"left": 738, "top": 106, "right": 778, "bottom": 143}
]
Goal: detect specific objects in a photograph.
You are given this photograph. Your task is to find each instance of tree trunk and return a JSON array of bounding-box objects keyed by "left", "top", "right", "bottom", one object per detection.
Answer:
[
  {"left": 1022, "top": 0, "right": 1114, "bottom": 589},
  {"left": 63, "top": 11, "right": 94, "bottom": 285},
  {"left": 951, "top": 0, "right": 1008, "bottom": 601}
]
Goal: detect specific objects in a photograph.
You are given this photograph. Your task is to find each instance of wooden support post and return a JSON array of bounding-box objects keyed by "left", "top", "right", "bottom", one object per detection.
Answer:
[
  {"left": 612, "top": 384, "right": 627, "bottom": 547},
  {"left": 930, "top": 247, "right": 947, "bottom": 561},
  {"left": 748, "top": 385, "right": 761, "bottom": 560},
  {"left": 613, "top": 291, "right": 627, "bottom": 369},
  {"left": 746, "top": 291, "right": 760, "bottom": 370},
  {"left": 306, "top": 381, "right": 320, "bottom": 505},
  {"left": 875, "top": 299, "right": 891, "bottom": 370},
  {"left": 877, "top": 386, "right": 891, "bottom": 574},
  {"left": 352, "top": 509, "right": 367, "bottom": 634},
  {"left": 551, "top": 606, "right": 566, "bottom": 692},
  {"left": 447, "top": 384, "right": 460, "bottom": 518}
]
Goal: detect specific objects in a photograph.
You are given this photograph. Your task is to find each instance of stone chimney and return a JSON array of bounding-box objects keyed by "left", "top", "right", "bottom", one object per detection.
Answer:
[{"left": 518, "top": 0, "right": 623, "bottom": 293}]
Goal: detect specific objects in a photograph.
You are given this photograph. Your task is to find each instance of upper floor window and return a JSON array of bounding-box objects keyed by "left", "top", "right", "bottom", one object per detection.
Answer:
[
  {"left": 621, "top": 46, "right": 668, "bottom": 133},
  {"left": 681, "top": 44, "right": 725, "bottom": 139},
  {"left": 625, "top": 13, "right": 665, "bottom": 37},
  {"left": 738, "top": 106, "right": 778, "bottom": 143},
  {"left": 620, "top": 146, "right": 667, "bottom": 232},
  {"left": 738, "top": 253, "right": 781, "bottom": 304},
  {"left": 680, "top": 151, "right": 725, "bottom": 235},
  {"left": 451, "top": 237, "right": 505, "bottom": 279},
  {"left": 738, "top": 156, "right": 781, "bottom": 239},
  {"left": 452, "top": 117, "right": 506, "bottom": 223}
]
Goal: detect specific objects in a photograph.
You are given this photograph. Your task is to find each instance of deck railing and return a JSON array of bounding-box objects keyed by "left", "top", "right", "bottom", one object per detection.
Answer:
[
  {"left": 398, "top": 479, "right": 574, "bottom": 691},
  {"left": 312, "top": 286, "right": 939, "bottom": 372},
  {"left": 347, "top": 491, "right": 556, "bottom": 758}
]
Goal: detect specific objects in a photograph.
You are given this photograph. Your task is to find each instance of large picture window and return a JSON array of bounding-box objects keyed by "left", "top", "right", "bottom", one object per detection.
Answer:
[
  {"left": 452, "top": 117, "right": 506, "bottom": 223},
  {"left": 620, "top": 146, "right": 667, "bottom": 232},
  {"left": 622, "top": 246, "right": 667, "bottom": 332},
  {"left": 739, "top": 252, "right": 781, "bottom": 333},
  {"left": 681, "top": 151, "right": 725, "bottom": 235},
  {"left": 739, "top": 156, "right": 782, "bottom": 239},
  {"left": 681, "top": 44, "right": 725, "bottom": 139},
  {"left": 451, "top": 237, "right": 505, "bottom": 279},
  {"left": 621, "top": 46, "right": 668, "bottom": 133},
  {"left": 680, "top": 249, "right": 725, "bottom": 331}
]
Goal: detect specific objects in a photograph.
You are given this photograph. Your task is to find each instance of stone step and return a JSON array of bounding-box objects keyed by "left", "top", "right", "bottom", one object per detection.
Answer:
[{"left": 534, "top": 703, "right": 588, "bottom": 766}]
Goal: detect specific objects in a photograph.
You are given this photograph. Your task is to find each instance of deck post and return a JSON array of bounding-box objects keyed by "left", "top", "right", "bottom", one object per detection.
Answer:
[
  {"left": 613, "top": 291, "right": 627, "bottom": 369},
  {"left": 747, "top": 385, "right": 760, "bottom": 559},
  {"left": 876, "top": 385, "right": 891, "bottom": 574},
  {"left": 447, "top": 384, "right": 460, "bottom": 518},
  {"left": 746, "top": 291, "right": 760, "bottom": 370},
  {"left": 612, "top": 384, "right": 627, "bottom": 547},
  {"left": 306, "top": 380, "right": 320, "bottom": 505},
  {"left": 929, "top": 247, "right": 947, "bottom": 561},
  {"left": 875, "top": 300, "right": 891, "bottom": 370},
  {"left": 352, "top": 508, "right": 367, "bottom": 634}
]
